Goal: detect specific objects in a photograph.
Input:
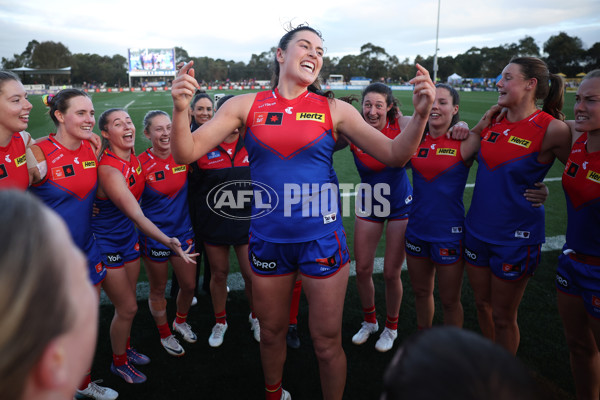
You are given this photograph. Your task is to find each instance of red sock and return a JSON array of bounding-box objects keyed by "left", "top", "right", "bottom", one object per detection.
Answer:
[
  {"left": 215, "top": 310, "right": 227, "bottom": 325},
  {"left": 385, "top": 315, "right": 399, "bottom": 331},
  {"left": 175, "top": 312, "right": 187, "bottom": 325},
  {"left": 289, "top": 280, "right": 302, "bottom": 325},
  {"left": 157, "top": 323, "right": 171, "bottom": 339},
  {"left": 113, "top": 352, "right": 128, "bottom": 367},
  {"left": 265, "top": 380, "right": 282, "bottom": 400},
  {"left": 78, "top": 371, "right": 91, "bottom": 390},
  {"left": 363, "top": 305, "right": 377, "bottom": 324}
]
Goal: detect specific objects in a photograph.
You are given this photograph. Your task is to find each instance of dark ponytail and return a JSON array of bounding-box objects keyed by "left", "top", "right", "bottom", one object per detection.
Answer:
[{"left": 510, "top": 57, "right": 565, "bottom": 121}]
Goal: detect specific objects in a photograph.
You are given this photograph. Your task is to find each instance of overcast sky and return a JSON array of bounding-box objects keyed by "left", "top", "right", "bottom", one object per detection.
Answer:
[{"left": 1, "top": 0, "right": 599, "bottom": 65}]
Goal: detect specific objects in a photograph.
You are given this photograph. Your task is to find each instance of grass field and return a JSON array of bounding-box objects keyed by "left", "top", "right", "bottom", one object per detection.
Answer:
[{"left": 25, "top": 89, "right": 578, "bottom": 399}]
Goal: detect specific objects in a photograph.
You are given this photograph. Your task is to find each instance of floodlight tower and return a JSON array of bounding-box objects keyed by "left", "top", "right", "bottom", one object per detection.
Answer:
[{"left": 433, "top": 0, "right": 441, "bottom": 82}]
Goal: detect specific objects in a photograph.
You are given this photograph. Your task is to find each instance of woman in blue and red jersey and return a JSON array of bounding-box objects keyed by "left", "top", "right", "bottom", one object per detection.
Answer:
[
  {"left": 92, "top": 108, "right": 196, "bottom": 385},
  {"left": 348, "top": 83, "right": 413, "bottom": 353},
  {"left": 170, "top": 25, "right": 435, "bottom": 400},
  {"left": 465, "top": 57, "right": 571, "bottom": 355},
  {"left": 193, "top": 95, "right": 258, "bottom": 347},
  {"left": 0, "top": 71, "right": 33, "bottom": 190},
  {"left": 556, "top": 69, "right": 600, "bottom": 400},
  {"left": 405, "top": 84, "right": 475, "bottom": 332},
  {"left": 138, "top": 110, "right": 198, "bottom": 357},
  {"left": 28, "top": 89, "right": 118, "bottom": 400}
]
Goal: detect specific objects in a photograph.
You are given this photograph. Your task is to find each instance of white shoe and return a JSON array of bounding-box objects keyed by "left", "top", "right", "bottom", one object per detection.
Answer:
[
  {"left": 375, "top": 327, "right": 398, "bottom": 352},
  {"left": 173, "top": 321, "right": 198, "bottom": 343},
  {"left": 249, "top": 313, "right": 260, "bottom": 342},
  {"left": 160, "top": 334, "right": 185, "bottom": 357},
  {"left": 191, "top": 296, "right": 198, "bottom": 306},
  {"left": 208, "top": 322, "right": 228, "bottom": 347},
  {"left": 75, "top": 380, "right": 118, "bottom": 400},
  {"left": 281, "top": 389, "right": 291, "bottom": 400},
  {"left": 352, "top": 321, "right": 379, "bottom": 345}
]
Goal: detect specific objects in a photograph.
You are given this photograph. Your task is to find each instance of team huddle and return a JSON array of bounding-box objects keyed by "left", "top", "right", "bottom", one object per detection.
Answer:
[{"left": 0, "top": 24, "right": 599, "bottom": 400}]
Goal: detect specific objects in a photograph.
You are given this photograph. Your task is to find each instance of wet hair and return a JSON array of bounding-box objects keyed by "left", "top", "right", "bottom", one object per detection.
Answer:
[
  {"left": 98, "top": 108, "right": 125, "bottom": 155},
  {"left": 190, "top": 90, "right": 213, "bottom": 110},
  {"left": 509, "top": 57, "right": 565, "bottom": 120},
  {"left": 216, "top": 94, "right": 235, "bottom": 110},
  {"left": 0, "top": 190, "right": 74, "bottom": 400},
  {"left": 44, "top": 88, "right": 91, "bottom": 126},
  {"left": 361, "top": 82, "right": 400, "bottom": 122},
  {"left": 381, "top": 327, "right": 538, "bottom": 400},
  {"left": 271, "top": 24, "right": 334, "bottom": 99},
  {"left": 143, "top": 110, "right": 169, "bottom": 134},
  {"left": 0, "top": 70, "right": 20, "bottom": 93}
]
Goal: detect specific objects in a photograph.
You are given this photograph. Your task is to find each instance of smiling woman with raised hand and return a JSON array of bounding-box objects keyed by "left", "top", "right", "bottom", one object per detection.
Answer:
[
  {"left": 170, "top": 24, "right": 435, "bottom": 400},
  {"left": 92, "top": 108, "right": 197, "bottom": 385}
]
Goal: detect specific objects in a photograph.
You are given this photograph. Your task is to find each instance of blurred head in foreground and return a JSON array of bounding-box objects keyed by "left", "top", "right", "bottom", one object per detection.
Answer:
[{"left": 0, "top": 190, "right": 98, "bottom": 400}]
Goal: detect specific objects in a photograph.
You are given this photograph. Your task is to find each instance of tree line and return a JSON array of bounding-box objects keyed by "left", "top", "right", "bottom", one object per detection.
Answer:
[{"left": 2, "top": 32, "right": 599, "bottom": 87}]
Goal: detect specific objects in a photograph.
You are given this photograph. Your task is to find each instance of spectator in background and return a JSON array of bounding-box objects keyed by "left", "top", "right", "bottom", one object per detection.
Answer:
[
  {"left": 380, "top": 326, "right": 538, "bottom": 400},
  {"left": 0, "top": 190, "right": 99, "bottom": 400}
]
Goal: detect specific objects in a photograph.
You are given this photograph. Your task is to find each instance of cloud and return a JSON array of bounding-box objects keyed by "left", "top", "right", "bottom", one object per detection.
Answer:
[{"left": 1, "top": 0, "right": 598, "bottom": 64}]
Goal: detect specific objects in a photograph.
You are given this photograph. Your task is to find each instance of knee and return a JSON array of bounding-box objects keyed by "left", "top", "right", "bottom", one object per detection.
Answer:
[
  {"left": 177, "top": 278, "right": 195, "bottom": 293},
  {"left": 441, "top": 298, "right": 462, "bottom": 312},
  {"left": 211, "top": 269, "right": 228, "bottom": 285},
  {"left": 565, "top": 335, "right": 598, "bottom": 358},
  {"left": 492, "top": 309, "right": 516, "bottom": 328},
  {"left": 413, "top": 287, "right": 433, "bottom": 299},
  {"left": 382, "top": 268, "right": 401, "bottom": 283},
  {"left": 116, "top": 302, "right": 138, "bottom": 321},
  {"left": 474, "top": 299, "right": 492, "bottom": 314},
  {"left": 149, "top": 286, "right": 166, "bottom": 299},
  {"left": 312, "top": 334, "right": 341, "bottom": 362},
  {"left": 259, "top": 323, "right": 285, "bottom": 347},
  {"left": 355, "top": 263, "right": 372, "bottom": 280}
]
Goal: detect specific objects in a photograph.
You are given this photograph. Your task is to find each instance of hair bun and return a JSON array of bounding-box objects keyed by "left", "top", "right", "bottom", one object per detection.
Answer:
[{"left": 42, "top": 94, "right": 54, "bottom": 107}]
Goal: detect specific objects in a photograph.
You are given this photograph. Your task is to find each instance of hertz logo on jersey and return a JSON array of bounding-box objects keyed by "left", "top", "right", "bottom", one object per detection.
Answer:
[
  {"left": 15, "top": 154, "right": 26, "bottom": 167},
  {"left": 436, "top": 148, "right": 457, "bottom": 156},
  {"left": 83, "top": 160, "right": 96, "bottom": 169},
  {"left": 172, "top": 165, "right": 187, "bottom": 174},
  {"left": 296, "top": 112, "right": 325, "bottom": 122},
  {"left": 587, "top": 170, "right": 600, "bottom": 183},
  {"left": 508, "top": 136, "right": 532, "bottom": 148}
]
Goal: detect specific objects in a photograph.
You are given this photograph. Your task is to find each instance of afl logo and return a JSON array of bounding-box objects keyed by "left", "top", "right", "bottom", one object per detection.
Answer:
[{"left": 207, "top": 180, "right": 279, "bottom": 220}]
